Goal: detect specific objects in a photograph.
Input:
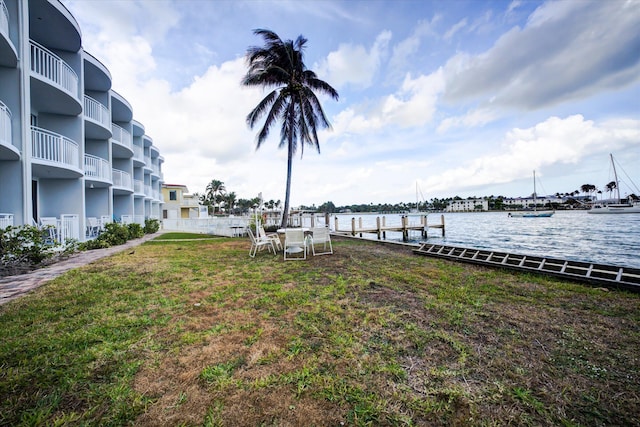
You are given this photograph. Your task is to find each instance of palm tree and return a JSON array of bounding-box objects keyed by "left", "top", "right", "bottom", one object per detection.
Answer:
[
  {"left": 242, "top": 29, "right": 339, "bottom": 228},
  {"left": 206, "top": 179, "right": 226, "bottom": 214}
]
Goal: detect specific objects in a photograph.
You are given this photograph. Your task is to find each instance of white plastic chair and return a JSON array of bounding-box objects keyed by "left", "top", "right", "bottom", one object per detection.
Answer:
[
  {"left": 248, "top": 228, "right": 276, "bottom": 257},
  {"left": 310, "top": 227, "right": 333, "bottom": 256},
  {"left": 284, "top": 228, "right": 307, "bottom": 260},
  {"left": 259, "top": 224, "right": 282, "bottom": 252},
  {"left": 86, "top": 217, "right": 100, "bottom": 238}
]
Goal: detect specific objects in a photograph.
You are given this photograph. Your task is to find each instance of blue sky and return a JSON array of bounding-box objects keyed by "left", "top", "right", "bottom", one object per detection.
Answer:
[{"left": 63, "top": 0, "right": 640, "bottom": 206}]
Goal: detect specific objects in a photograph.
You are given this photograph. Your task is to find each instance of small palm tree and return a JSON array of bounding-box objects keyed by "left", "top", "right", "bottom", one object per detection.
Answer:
[
  {"left": 206, "top": 179, "right": 226, "bottom": 214},
  {"left": 242, "top": 29, "right": 339, "bottom": 228}
]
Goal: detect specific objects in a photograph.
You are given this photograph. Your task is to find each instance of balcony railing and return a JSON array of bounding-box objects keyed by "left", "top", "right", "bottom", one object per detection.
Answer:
[
  {"left": 84, "top": 95, "right": 110, "bottom": 129},
  {"left": 111, "top": 123, "right": 132, "bottom": 149},
  {"left": 134, "top": 179, "right": 143, "bottom": 193},
  {"left": 0, "top": 100, "right": 11, "bottom": 147},
  {"left": 84, "top": 154, "right": 111, "bottom": 181},
  {"left": 31, "top": 126, "right": 79, "bottom": 168},
  {"left": 133, "top": 145, "right": 144, "bottom": 162},
  {"left": 30, "top": 40, "right": 79, "bottom": 99},
  {"left": 112, "top": 168, "right": 132, "bottom": 190},
  {"left": 1, "top": 1, "right": 9, "bottom": 38}
]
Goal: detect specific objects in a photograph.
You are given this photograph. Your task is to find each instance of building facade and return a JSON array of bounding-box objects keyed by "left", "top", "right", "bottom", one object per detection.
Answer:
[
  {"left": 0, "top": 0, "right": 164, "bottom": 240},
  {"left": 162, "top": 184, "right": 206, "bottom": 220}
]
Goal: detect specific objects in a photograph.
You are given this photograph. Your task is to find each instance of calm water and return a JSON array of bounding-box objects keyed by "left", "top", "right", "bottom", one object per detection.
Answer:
[{"left": 332, "top": 211, "right": 640, "bottom": 269}]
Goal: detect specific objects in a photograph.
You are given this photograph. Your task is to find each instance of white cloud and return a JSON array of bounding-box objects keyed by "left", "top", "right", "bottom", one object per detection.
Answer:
[
  {"left": 316, "top": 31, "right": 391, "bottom": 89},
  {"left": 443, "top": 0, "right": 640, "bottom": 110}
]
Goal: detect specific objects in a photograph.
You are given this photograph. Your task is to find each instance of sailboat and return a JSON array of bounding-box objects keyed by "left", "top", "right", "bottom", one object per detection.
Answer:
[
  {"left": 508, "top": 171, "right": 554, "bottom": 218},
  {"left": 588, "top": 153, "right": 640, "bottom": 214},
  {"left": 408, "top": 182, "right": 428, "bottom": 215}
]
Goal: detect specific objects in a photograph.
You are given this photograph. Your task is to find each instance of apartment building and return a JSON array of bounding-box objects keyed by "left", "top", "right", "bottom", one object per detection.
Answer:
[{"left": 0, "top": 0, "right": 164, "bottom": 240}]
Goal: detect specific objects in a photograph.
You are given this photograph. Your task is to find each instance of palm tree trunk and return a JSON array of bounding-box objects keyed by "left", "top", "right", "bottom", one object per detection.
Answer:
[{"left": 281, "top": 135, "right": 294, "bottom": 228}]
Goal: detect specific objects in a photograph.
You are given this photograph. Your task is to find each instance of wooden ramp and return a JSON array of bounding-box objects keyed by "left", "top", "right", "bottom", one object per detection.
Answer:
[{"left": 413, "top": 243, "right": 640, "bottom": 293}]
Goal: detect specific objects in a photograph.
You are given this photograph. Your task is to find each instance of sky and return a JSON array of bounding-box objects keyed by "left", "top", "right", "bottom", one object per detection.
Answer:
[{"left": 62, "top": 0, "right": 640, "bottom": 207}]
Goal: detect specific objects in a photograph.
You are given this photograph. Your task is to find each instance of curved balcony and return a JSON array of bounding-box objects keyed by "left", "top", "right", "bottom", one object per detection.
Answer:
[
  {"left": 84, "top": 154, "right": 111, "bottom": 185},
  {"left": 84, "top": 95, "right": 111, "bottom": 139},
  {"left": 132, "top": 144, "right": 145, "bottom": 166},
  {"left": 134, "top": 179, "right": 145, "bottom": 196},
  {"left": 31, "top": 126, "right": 82, "bottom": 178},
  {"left": 111, "top": 123, "right": 133, "bottom": 158},
  {"left": 0, "top": 0, "right": 17, "bottom": 68},
  {"left": 83, "top": 52, "right": 111, "bottom": 92},
  {"left": 112, "top": 168, "right": 133, "bottom": 195},
  {"left": 30, "top": 40, "right": 81, "bottom": 115},
  {"left": 0, "top": 101, "right": 18, "bottom": 160},
  {"left": 28, "top": 0, "right": 81, "bottom": 53}
]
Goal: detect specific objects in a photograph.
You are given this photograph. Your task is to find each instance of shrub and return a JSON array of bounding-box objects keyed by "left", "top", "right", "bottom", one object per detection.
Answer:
[
  {"left": 127, "top": 223, "right": 144, "bottom": 239},
  {"left": 144, "top": 218, "right": 160, "bottom": 234},
  {"left": 0, "top": 225, "right": 58, "bottom": 269},
  {"left": 100, "top": 222, "right": 130, "bottom": 246}
]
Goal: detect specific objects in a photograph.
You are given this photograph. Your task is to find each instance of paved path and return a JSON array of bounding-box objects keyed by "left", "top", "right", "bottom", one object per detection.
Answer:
[{"left": 0, "top": 232, "right": 163, "bottom": 306}]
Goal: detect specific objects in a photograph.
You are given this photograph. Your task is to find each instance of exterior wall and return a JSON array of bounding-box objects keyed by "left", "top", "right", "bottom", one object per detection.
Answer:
[{"left": 0, "top": 0, "right": 164, "bottom": 238}]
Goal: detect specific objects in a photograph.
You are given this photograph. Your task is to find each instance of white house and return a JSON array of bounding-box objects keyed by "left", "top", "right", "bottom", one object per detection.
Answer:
[{"left": 0, "top": 0, "right": 164, "bottom": 240}]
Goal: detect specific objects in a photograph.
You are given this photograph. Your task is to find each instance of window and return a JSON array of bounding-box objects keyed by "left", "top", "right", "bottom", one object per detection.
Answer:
[{"left": 169, "top": 190, "right": 177, "bottom": 201}]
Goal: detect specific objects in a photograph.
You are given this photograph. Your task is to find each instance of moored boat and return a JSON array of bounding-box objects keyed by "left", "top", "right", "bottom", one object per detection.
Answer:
[
  {"left": 588, "top": 153, "right": 640, "bottom": 214},
  {"left": 508, "top": 170, "right": 554, "bottom": 218}
]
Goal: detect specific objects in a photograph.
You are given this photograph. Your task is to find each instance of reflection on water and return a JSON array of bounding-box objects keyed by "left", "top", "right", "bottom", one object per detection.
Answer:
[{"left": 333, "top": 211, "right": 640, "bottom": 269}]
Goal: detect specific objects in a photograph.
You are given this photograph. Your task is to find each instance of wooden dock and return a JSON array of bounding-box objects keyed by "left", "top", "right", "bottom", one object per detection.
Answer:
[
  {"left": 334, "top": 215, "right": 445, "bottom": 242},
  {"left": 413, "top": 243, "right": 640, "bottom": 292}
]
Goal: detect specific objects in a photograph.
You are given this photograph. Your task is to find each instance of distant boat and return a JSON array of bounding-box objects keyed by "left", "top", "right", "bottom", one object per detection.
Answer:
[
  {"left": 588, "top": 153, "right": 640, "bottom": 214},
  {"left": 408, "top": 181, "right": 428, "bottom": 215},
  {"left": 508, "top": 170, "right": 554, "bottom": 218}
]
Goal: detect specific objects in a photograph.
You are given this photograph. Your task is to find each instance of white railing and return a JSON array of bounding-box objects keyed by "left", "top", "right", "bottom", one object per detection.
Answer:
[
  {"left": 0, "top": 100, "right": 11, "bottom": 147},
  {"left": 84, "top": 154, "right": 111, "bottom": 180},
  {"left": 133, "top": 145, "right": 144, "bottom": 161},
  {"left": 30, "top": 40, "right": 79, "bottom": 99},
  {"left": 84, "top": 95, "right": 110, "bottom": 129},
  {"left": 134, "top": 179, "right": 144, "bottom": 193},
  {"left": 0, "top": 1, "right": 9, "bottom": 38},
  {"left": 59, "top": 214, "right": 79, "bottom": 242},
  {"left": 134, "top": 215, "right": 145, "bottom": 225},
  {"left": 0, "top": 213, "right": 13, "bottom": 229},
  {"left": 111, "top": 123, "right": 132, "bottom": 150},
  {"left": 145, "top": 184, "right": 151, "bottom": 195},
  {"left": 31, "top": 126, "right": 79, "bottom": 168},
  {"left": 112, "top": 169, "right": 132, "bottom": 189},
  {"left": 120, "top": 214, "right": 133, "bottom": 224},
  {"left": 144, "top": 155, "right": 151, "bottom": 166}
]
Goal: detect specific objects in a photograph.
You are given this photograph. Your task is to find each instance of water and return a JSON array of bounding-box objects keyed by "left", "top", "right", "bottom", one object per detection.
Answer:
[{"left": 332, "top": 211, "right": 640, "bottom": 269}]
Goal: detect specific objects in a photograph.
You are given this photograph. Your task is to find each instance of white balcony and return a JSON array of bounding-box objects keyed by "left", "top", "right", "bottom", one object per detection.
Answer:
[
  {"left": 84, "top": 95, "right": 109, "bottom": 126},
  {"left": 112, "top": 168, "right": 132, "bottom": 190},
  {"left": 30, "top": 40, "right": 79, "bottom": 100},
  {"left": 31, "top": 126, "right": 80, "bottom": 175},
  {"left": 111, "top": 123, "right": 133, "bottom": 158},
  {"left": 0, "top": 100, "right": 18, "bottom": 160},
  {"left": 84, "top": 154, "right": 111, "bottom": 181},
  {"left": 133, "top": 144, "right": 144, "bottom": 163},
  {"left": 134, "top": 179, "right": 144, "bottom": 194}
]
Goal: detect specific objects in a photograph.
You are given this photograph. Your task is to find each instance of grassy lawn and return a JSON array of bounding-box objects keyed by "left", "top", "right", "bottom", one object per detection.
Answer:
[{"left": 1, "top": 233, "right": 638, "bottom": 426}]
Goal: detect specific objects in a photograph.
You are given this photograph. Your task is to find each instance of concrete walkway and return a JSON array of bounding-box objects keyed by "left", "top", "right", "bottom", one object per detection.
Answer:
[{"left": 0, "top": 232, "right": 163, "bottom": 306}]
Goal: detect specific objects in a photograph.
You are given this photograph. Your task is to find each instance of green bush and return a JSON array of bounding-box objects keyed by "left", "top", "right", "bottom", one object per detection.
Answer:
[
  {"left": 144, "top": 218, "right": 160, "bottom": 234},
  {"left": 127, "top": 223, "right": 144, "bottom": 239},
  {"left": 100, "top": 222, "right": 130, "bottom": 246},
  {"left": 0, "top": 225, "right": 58, "bottom": 267}
]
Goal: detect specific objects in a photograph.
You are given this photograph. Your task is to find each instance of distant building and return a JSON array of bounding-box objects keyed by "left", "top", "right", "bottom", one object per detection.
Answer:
[
  {"left": 446, "top": 199, "right": 488, "bottom": 212},
  {"left": 0, "top": 0, "right": 164, "bottom": 240},
  {"left": 162, "top": 184, "right": 205, "bottom": 219}
]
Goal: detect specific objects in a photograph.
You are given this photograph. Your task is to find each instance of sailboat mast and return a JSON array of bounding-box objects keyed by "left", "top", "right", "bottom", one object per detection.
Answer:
[
  {"left": 610, "top": 153, "right": 621, "bottom": 202},
  {"left": 533, "top": 170, "right": 537, "bottom": 212}
]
